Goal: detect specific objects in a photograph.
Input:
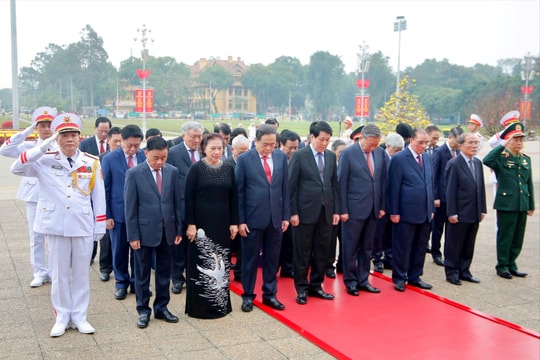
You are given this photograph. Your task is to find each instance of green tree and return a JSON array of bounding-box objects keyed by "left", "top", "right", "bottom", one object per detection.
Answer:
[
  {"left": 241, "top": 63, "right": 273, "bottom": 114},
  {"left": 377, "top": 76, "right": 430, "bottom": 134},
  {"left": 305, "top": 51, "right": 345, "bottom": 120},
  {"left": 198, "top": 65, "right": 234, "bottom": 114}
]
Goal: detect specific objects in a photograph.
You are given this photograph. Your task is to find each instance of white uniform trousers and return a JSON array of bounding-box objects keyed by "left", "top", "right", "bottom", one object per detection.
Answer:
[
  {"left": 26, "top": 201, "right": 49, "bottom": 279},
  {"left": 48, "top": 235, "right": 92, "bottom": 324}
]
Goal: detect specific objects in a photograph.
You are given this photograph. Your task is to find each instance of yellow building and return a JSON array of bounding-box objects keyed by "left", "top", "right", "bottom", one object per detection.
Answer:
[{"left": 189, "top": 56, "right": 257, "bottom": 118}]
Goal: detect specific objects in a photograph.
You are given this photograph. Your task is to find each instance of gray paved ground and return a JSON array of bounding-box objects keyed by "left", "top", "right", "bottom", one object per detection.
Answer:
[{"left": 0, "top": 139, "right": 538, "bottom": 359}]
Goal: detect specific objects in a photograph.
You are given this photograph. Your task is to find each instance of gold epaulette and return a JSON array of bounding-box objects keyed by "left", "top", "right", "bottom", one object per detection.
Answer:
[
  {"left": 45, "top": 151, "right": 59, "bottom": 155},
  {"left": 84, "top": 152, "right": 100, "bottom": 160},
  {"left": 520, "top": 151, "right": 530, "bottom": 158}
]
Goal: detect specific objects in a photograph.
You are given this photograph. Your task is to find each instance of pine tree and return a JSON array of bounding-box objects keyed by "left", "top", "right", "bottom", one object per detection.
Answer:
[{"left": 377, "top": 76, "right": 430, "bottom": 134}]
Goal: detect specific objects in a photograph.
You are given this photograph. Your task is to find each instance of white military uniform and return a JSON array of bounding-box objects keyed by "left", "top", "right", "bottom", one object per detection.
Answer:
[
  {"left": 0, "top": 108, "right": 57, "bottom": 284},
  {"left": 11, "top": 133, "right": 106, "bottom": 327}
]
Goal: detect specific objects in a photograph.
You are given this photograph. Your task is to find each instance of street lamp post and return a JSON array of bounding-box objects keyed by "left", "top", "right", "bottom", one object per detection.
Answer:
[
  {"left": 394, "top": 16, "right": 407, "bottom": 94},
  {"left": 357, "top": 42, "right": 370, "bottom": 125},
  {"left": 134, "top": 25, "right": 153, "bottom": 134},
  {"left": 521, "top": 55, "right": 536, "bottom": 128}
]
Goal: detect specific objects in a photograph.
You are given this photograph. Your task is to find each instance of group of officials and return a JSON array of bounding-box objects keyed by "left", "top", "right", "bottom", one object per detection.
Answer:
[{"left": 1, "top": 107, "right": 534, "bottom": 337}]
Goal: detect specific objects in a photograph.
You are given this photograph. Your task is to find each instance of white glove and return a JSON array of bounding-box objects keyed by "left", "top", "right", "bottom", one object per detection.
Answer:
[
  {"left": 21, "top": 123, "right": 37, "bottom": 137},
  {"left": 39, "top": 132, "right": 58, "bottom": 153},
  {"left": 93, "top": 233, "right": 105, "bottom": 242}
]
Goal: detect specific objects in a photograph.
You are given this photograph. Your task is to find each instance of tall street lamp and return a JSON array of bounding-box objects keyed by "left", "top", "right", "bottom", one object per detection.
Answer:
[
  {"left": 357, "top": 42, "right": 370, "bottom": 124},
  {"left": 134, "top": 25, "right": 153, "bottom": 135},
  {"left": 520, "top": 55, "right": 536, "bottom": 128},
  {"left": 394, "top": 16, "right": 407, "bottom": 94}
]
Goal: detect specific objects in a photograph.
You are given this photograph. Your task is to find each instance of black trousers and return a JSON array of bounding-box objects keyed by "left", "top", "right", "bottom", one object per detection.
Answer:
[{"left": 293, "top": 207, "right": 332, "bottom": 294}]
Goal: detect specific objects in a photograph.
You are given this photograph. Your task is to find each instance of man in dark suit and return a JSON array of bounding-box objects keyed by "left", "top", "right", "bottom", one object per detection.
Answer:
[
  {"left": 125, "top": 137, "right": 183, "bottom": 328},
  {"left": 339, "top": 124, "right": 387, "bottom": 297},
  {"left": 372, "top": 132, "right": 404, "bottom": 273},
  {"left": 278, "top": 130, "right": 300, "bottom": 279},
  {"left": 444, "top": 133, "right": 486, "bottom": 285},
  {"left": 236, "top": 124, "right": 290, "bottom": 312},
  {"left": 289, "top": 121, "right": 339, "bottom": 305},
  {"left": 388, "top": 128, "right": 435, "bottom": 292},
  {"left": 214, "top": 123, "right": 233, "bottom": 159},
  {"left": 165, "top": 121, "right": 204, "bottom": 294},
  {"left": 101, "top": 125, "right": 146, "bottom": 300},
  {"left": 80, "top": 116, "right": 112, "bottom": 265},
  {"left": 430, "top": 127, "right": 463, "bottom": 266},
  {"left": 224, "top": 134, "right": 250, "bottom": 282},
  {"left": 483, "top": 121, "right": 534, "bottom": 279},
  {"left": 98, "top": 126, "right": 122, "bottom": 282},
  {"left": 79, "top": 116, "right": 111, "bottom": 156}
]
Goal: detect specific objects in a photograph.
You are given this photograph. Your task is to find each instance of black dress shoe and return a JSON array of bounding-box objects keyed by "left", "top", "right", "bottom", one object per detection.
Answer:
[
  {"left": 394, "top": 283, "right": 405, "bottom": 292},
  {"left": 100, "top": 272, "right": 110, "bottom": 282},
  {"left": 510, "top": 270, "right": 527, "bottom": 277},
  {"left": 409, "top": 280, "right": 433, "bottom": 290},
  {"left": 383, "top": 262, "right": 393, "bottom": 270},
  {"left": 460, "top": 276, "right": 481, "bottom": 283},
  {"left": 433, "top": 257, "right": 445, "bottom": 266},
  {"left": 280, "top": 272, "right": 294, "bottom": 279},
  {"left": 296, "top": 293, "right": 308, "bottom": 305},
  {"left": 241, "top": 298, "right": 253, "bottom": 312},
  {"left": 262, "top": 297, "right": 285, "bottom": 310},
  {"left": 171, "top": 282, "right": 184, "bottom": 294},
  {"left": 447, "top": 278, "right": 462, "bottom": 286},
  {"left": 426, "top": 247, "right": 431, "bottom": 254},
  {"left": 137, "top": 313, "right": 150, "bottom": 328},
  {"left": 497, "top": 270, "right": 513, "bottom": 279},
  {"left": 325, "top": 270, "right": 336, "bottom": 279},
  {"left": 307, "top": 289, "right": 334, "bottom": 300},
  {"left": 155, "top": 310, "right": 179, "bottom": 323},
  {"left": 345, "top": 286, "right": 359, "bottom": 296},
  {"left": 114, "top": 288, "right": 127, "bottom": 300},
  {"left": 373, "top": 264, "right": 384, "bottom": 273},
  {"left": 358, "top": 284, "right": 381, "bottom": 293}
]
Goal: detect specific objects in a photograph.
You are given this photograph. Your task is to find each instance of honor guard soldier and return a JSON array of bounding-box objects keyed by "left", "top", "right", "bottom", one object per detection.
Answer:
[
  {"left": 483, "top": 121, "right": 534, "bottom": 280},
  {"left": 11, "top": 113, "right": 106, "bottom": 337},
  {"left": 0, "top": 106, "right": 57, "bottom": 287},
  {"left": 467, "top": 114, "right": 484, "bottom": 154}
]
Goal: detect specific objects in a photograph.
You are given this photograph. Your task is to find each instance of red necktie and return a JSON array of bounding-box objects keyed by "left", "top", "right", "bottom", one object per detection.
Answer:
[
  {"left": 155, "top": 169, "right": 162, "bottom": 194},
  {"left": 262, "top": 156, "right": 272, "bottom": 183},
  {"left": 366, "top": 152, "right": 374, "bottom": 176},
  {"left": 189, "top": 149, "right": 196, "bottom": 164},
  {"left": 127, "top": 155, "right": 134, "bottom": 169},
  {"left": 99, "top": 140, "right": 105, "bottom": 154},
  {"left": 417, "top": 154, "right": 423, "bottom": 167}
]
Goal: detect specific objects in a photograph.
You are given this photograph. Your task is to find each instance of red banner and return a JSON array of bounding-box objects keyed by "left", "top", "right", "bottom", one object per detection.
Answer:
[
  {"left": 520, "top": 85, "right": 534, "bottom": 95},
  {"left": 520, "top": 100, "right": 531, "bottom": 119},
  {"left": 355, "top": 95, "right": 370, "bottom": 117},
  {"left": 135, "top": 89, "right": 154, "bottom": 113}
]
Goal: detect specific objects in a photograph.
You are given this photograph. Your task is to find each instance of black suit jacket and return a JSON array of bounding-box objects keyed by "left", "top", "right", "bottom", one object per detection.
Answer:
[
  {"left": 79, "top": 135, "right": 108, "bottom": 156},
  {"left": 166, "top": 143, "right": 196, "bottom": 221},
  {"left": 432, "top": 143, "right": 458, "bottom": 203},
  {"left": 124, "top": 163, "right": 183, "bottom": 246},
  {"left": 289, "top": 146, "right": 339, "bottom": 224},
  {"left": 445, "top": 155, "right": 487, "bottom": 223}
]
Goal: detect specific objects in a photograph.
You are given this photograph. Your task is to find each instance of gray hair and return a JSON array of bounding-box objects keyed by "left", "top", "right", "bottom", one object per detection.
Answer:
[
  {"left": 385, "top": 132, "right": 405, "bottom": 148},
  {"left": 361, "top": 124, "right": 382, "bottom": 138},
  {"left": 232, "top": 134, "right": 250, "bottom": 148},
  {"left": 255, "top": 124, "right": 277, "bottom": 141},
  {"left": 181, "top": 121, "right": 204, "bottom": 135}
]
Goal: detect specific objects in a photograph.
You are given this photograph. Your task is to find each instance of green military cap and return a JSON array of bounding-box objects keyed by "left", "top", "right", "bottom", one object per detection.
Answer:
[
  {"left": 500, "top": 121, "right": 526, "bottom": 141},
  {"left": 350, "top": 125, "right": 365, "bottom": 141}
]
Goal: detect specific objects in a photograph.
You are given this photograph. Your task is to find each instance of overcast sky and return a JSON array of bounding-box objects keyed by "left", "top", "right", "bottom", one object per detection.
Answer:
[{"left": 0, "top": 0, "right": 539, "bottom": 89}]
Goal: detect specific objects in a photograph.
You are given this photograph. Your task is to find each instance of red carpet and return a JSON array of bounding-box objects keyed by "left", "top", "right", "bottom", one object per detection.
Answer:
[{"left": 230, "top": 268, "right": 540, "bottom": 359}]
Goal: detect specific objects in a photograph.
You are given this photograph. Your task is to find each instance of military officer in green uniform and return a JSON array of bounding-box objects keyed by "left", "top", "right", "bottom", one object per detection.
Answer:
[{"left": 483, "top": 121, "right": 534, "bottom": 279}]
